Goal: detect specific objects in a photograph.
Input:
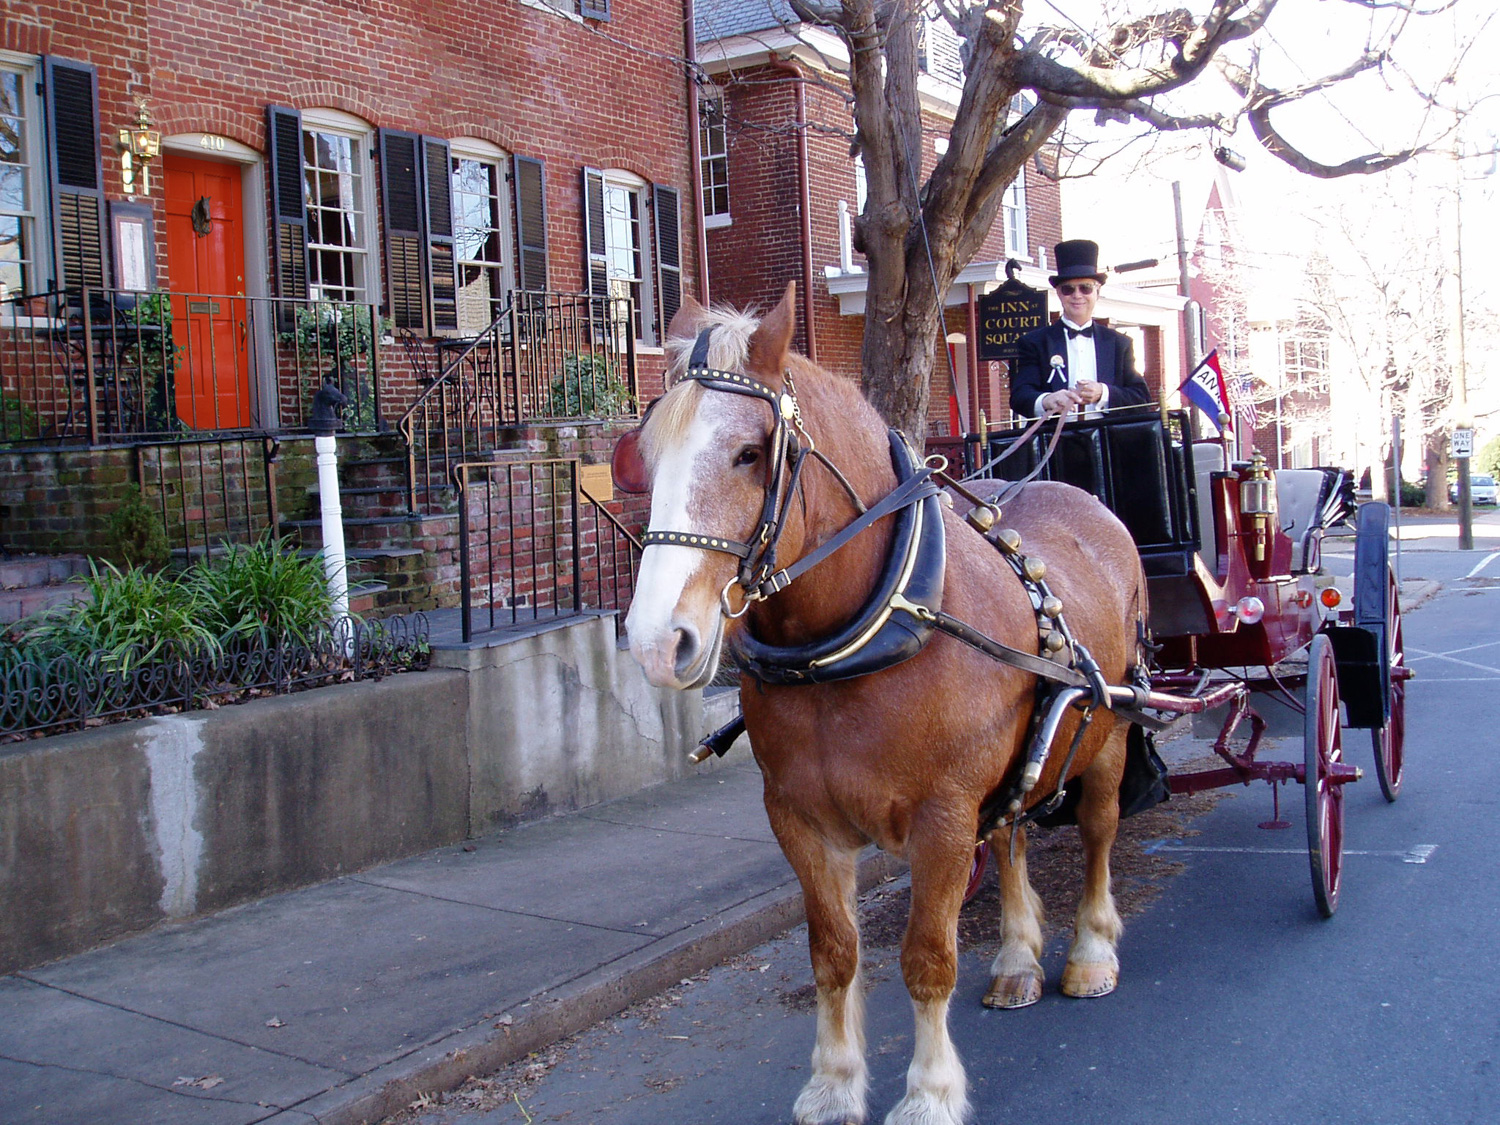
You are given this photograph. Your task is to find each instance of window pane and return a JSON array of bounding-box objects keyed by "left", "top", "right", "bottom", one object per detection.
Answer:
[{"left": 303, "top": 126, "right": 368, "bottom": 302}]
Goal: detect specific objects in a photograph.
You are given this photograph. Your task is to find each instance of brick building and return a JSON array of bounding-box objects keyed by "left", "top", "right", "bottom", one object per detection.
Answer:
[{"left": 1, "top": 0, "right": 704, "bottom": 611}]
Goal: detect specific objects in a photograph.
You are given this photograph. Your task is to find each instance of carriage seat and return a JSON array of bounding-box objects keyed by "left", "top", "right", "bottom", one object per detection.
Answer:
[
  {"left": 1275, "top": 468, "right": 1336, "bottom": 573},
  {"left": 1191, "top": 442, "right": 1223, "bottom": 562}
]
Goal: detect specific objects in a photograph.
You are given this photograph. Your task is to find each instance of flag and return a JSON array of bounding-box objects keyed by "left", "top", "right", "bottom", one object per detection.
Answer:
[
  {"left": 1179, "top": 349, "right": 1232, "bottom": 431},
  {"left": 1236, "top": 374, "right": 1259, "bottom": 428}
]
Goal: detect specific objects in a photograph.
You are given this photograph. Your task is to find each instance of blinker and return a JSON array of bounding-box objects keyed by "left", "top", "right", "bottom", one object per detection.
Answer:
[{"left": 611, "top": 427, "right": 651, "bottom": 494}]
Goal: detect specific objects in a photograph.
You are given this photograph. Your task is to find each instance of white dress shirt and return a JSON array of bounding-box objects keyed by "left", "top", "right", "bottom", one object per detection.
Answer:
[{"left": 1033, "top": 318, "right": 1110, "bottom": 418}]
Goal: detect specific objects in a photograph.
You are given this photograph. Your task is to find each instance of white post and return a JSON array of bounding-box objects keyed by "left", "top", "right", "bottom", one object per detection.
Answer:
[{"left": 315, "top": 433, "right": 351, "bottom": 641}]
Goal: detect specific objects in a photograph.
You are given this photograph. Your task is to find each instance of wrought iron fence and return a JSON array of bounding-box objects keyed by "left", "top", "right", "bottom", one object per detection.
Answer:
[
  {"left": 0, "top": 613, "right": 430, "bottom": 739},
  {"left": 454, "top": 458, "right": 642, "bottom": 643},
  {"left": 0, "top": 288, "right": 385, "bottom": 445},
  {"left": 399, "top": 291, "right": 637, "bottom": 513},
  {"left": 135, "top": 435, "right": 282, "bottom": 561}
]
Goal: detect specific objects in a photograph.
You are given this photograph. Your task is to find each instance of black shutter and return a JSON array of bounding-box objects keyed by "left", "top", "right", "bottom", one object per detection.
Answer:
[
  {"left": 378, "top": 128, "right": 425, "bottom": 331},
  {"left": 42, "top": 57, "right": 107, "bottom": 298},
  {"left": 266, "top": 105, "right": 308, "bottom": 303},
  {"left": 653, "top": 183, "right": 682, "bottom": 341},
  {"left": 579, "top": 0, "right": 611, "bottom": 20},
  {"left": 582, "top": 167, "right": 609, "bottom": 301},
  {"left": 422, "top": 137, "right": 458, "bottom": 333},
  {"left": 513, "top": 155, "right": 548, "bottom": 292}
]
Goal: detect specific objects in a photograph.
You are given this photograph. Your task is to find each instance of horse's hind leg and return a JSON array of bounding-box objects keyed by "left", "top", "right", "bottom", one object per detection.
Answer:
[
  {"left": 1061, "top": 724, "right": 1128, "bottom": 999},
  {"left": 984, "top": 822, "right": 1046, "bottom": 1009},
  {"left": 767, "top": 807, "right": 868, "bottom": 1125},
  {"left": 887, "top": 819, "right": 972, "bottom": 1125}
]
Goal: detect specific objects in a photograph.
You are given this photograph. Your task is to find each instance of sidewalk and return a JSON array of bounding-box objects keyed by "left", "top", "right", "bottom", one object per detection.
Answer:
[{"left": 0, "top": 759, "right": 900, "bottom": 1125}]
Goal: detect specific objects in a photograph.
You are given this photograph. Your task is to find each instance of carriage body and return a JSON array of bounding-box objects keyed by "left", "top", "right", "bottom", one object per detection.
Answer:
[{"left": 983, "top": 409, "right": 1406, "bottom": 915}]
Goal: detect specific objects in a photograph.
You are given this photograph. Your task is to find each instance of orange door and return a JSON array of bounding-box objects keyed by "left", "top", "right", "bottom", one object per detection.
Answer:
[{"left": 164, "top": 153, "right": 251, "bottom": 429}]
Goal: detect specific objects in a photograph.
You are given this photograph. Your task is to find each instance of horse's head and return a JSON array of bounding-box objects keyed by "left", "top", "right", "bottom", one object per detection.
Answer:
[{"left": 619, "top": 283, "right": 801, "bottom": 689}]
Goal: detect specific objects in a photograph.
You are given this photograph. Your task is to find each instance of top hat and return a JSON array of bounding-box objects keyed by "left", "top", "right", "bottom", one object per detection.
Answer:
[{"left": 1049, "top": 239, "right": 1107, "bottom": 287}]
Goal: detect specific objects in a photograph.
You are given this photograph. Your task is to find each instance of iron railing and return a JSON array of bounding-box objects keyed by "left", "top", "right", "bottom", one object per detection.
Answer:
[
  {"left": 0, "top": 613, "right": 430, "bottom": 739},
  {"left": 454, "top": 458, "right": 643, "bottom": 643},
  {"left": 399, "top": 291, "right": 638, "bottom": 513},
  {"left": 0, "top": 288, "right": 385, "bottom": 445},
  {"left": 135, "top": 435, "right": 283, "bottom": 561}
]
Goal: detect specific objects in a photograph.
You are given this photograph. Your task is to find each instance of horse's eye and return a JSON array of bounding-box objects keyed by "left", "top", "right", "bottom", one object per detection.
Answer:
[{"left": 733, "top": 445, "right": 762, "bottom": 468}]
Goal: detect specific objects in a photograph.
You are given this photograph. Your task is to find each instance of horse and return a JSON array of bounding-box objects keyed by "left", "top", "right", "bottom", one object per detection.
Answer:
[{"left": 619, "top": 283, "right": 1148, "bottom": 1125}]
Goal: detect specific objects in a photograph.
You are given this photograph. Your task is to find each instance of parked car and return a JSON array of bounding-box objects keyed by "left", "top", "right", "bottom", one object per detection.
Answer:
[{"left": 1452, "top": 474, "right": 1498, "bottom": 504}]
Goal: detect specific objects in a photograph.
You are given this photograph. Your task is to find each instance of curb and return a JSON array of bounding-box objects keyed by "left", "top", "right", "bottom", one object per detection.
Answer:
[{"left": 263, "top": 848, "right": 906, "bottom": 1125}]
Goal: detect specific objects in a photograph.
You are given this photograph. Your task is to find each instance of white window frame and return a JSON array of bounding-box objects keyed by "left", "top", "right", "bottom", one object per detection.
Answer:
[
  {"left": 300, "top": 108, "right": 376, "bottom": 305},
  {"left": 1002, "top": 174, "right": 1027, "bottom": 259},
  {"left": 854, "top": 155, "right": 867, "bottom": 215},
  {"left": 0, "top": 52, "right": 47, "bottom": 306},
  {"left": 599, "top": 169, "right": 654, "bottom": 345},
  {"left": 449, "top": 137, "right": 514, "bottom": 335},
  {"left": 699, "top": 91, "right": 730, "bottom": 227}
]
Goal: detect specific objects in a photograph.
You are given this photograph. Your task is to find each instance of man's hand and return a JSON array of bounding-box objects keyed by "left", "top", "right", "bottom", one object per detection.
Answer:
[
  {"left": 1041, "top": 389, "right": 1083, "bottom": 415},
  {"left": 1073, "top": 380, "right": 1105, "bottom": 405}
]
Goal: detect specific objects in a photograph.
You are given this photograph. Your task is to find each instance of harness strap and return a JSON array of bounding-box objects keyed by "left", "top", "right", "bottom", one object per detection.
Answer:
[{"left": 927, "top": 610, "right": 1090, "bottom": 688}]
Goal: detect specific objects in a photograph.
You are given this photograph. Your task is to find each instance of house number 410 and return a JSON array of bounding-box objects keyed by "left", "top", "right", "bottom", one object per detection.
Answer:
[{"left": 199, "top": 134, "right": 227, "bottom": 151}]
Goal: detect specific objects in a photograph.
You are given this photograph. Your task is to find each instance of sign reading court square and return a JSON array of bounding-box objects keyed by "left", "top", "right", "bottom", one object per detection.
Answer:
[{"left": 977, "top": 280, "right": 1048, "bottom": 362}]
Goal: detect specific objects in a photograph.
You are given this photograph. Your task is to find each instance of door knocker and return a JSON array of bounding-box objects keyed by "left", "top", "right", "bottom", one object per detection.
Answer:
[{"left": 191, "top": 196, "right": 212, "bottom": 236}]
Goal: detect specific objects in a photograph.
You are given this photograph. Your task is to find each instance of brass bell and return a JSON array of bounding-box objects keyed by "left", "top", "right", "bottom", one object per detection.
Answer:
[
  {"left": 1023, "top": 556, "right": 1047, "bottom": 582},
  {"left": 1041, "top": 595, "right": 1063, "bottom": 618},
  {"left": 1043, "top": 630, "right": 1066, "bottom": 653},
  {"left": 968, "top": 505, "right": 995, "bottom": 532},
  {"left": 996, "top": 528, "right": 1022, "bottom": 554}
]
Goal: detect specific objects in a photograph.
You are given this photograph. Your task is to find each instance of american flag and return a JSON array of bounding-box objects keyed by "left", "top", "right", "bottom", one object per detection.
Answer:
[{"left": 1235, "top": 375, "right": 1259, "bottom": 428}]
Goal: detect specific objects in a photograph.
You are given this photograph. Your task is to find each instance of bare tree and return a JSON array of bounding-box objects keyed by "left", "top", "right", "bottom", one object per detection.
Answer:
[{"left": 770, "top": 0, "right": 1471, "bottom": 439}]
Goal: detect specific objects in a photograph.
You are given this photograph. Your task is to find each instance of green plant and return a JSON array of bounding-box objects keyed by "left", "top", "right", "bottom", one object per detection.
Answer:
[
  {"left": 550, "top": 352, "right": 635, "bottom": 418},
  {"left": 105, "top": 485, "right": 171, "bottom": 570},
  {"left": 1477, "top": 434, "right": 1500, "bottom": 478},
  {"left": 0, "top": 389, "right": 40, "bottom": 443},
  {"left": 187, "top": 535, "right": 335, "bottom": 644},
  {"left": 118, "top": 291, "right": 181, "bottom": 434},
  {"left": 15, "top": 561, "right": 217, "bottom": 672},
  {"left": 280, "top": 303, "right": 389, "bottom": 432}
]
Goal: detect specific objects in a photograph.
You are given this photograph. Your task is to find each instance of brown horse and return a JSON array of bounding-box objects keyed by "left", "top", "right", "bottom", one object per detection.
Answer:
[{"left": 621, "top": 284, "right": 1147, "bottom": 1125}]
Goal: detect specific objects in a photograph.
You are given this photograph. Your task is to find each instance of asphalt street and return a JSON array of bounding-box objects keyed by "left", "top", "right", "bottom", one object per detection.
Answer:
[{"left": 394, "top": 539, "right": 1500, "bottom": 1125}]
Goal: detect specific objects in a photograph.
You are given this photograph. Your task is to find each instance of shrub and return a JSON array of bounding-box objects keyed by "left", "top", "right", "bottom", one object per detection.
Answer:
[
  {"left": 550, "top": 352, "right": 635, "bottom": 418},
  {"left": 104, "top": 486, "right": 171, "bottom": 570},
  {"left": 187, "top": 536, "right": 334, "bottom": 644}
]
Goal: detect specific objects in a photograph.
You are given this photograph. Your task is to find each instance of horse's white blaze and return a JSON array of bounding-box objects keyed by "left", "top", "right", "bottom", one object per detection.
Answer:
[{"left": 625, "top": 399, "right": 733, "bottom": 689}]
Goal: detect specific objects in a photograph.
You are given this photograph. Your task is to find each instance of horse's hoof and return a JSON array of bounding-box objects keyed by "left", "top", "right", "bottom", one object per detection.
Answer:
[
  {"left": 983, "top": 973, "right": 1043, "bottom": 1009},
  {"left": 1060, "top": 962, "right": 1117, "bottom": 998}
]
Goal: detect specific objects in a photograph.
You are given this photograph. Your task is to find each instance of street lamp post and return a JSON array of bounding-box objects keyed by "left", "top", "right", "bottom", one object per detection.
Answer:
[{"left": 1452, "top": 145, "right": 1473, "bottom": 551}]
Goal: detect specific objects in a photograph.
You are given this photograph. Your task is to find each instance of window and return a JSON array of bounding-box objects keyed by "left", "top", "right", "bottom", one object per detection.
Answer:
[
  {"left": 450, "top": 143, "right": 513, "bottom": 335},
  {"left": 1282, "top": 335, "right": 1328, "bottom": 389},
  {"left": 302, "top": 120, "right": 370, "bottom": 303},
  {"left": 1002, "top": 174, "right": 1027, "bottom": 258},
  {"left": 585, "top": 168, "right": 653, "bottom": 342},
  {"left": 699, "top": 93, "right": 729, "bottom": 221},
  {"left": 0, "top": 62, "right": 42, "bottom": 299},
  {"left": 918, "top": 15, "right": 963, "bottom": 84}
]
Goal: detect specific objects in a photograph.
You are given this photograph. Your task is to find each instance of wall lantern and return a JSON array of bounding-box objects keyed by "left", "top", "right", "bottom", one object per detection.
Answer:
[{"left": 118, "top": 105, "right": 162, "bottom": 196}]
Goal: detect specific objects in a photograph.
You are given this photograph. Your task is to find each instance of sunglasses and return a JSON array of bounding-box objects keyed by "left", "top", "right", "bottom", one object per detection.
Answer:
[{"left": 1057, "top": 283, "right": 1097, "bottom": 296}]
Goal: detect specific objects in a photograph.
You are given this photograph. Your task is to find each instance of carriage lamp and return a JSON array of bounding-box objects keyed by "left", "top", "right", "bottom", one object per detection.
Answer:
[
  {"left": 118, "top": 105, "right": 162, "bottom": 196},
  {"left": 1234, "top": 596, "right": 1266, "bottom": 625},
  {"left": 1239, "top": 453, "right": 1274, "bottom": 561}
]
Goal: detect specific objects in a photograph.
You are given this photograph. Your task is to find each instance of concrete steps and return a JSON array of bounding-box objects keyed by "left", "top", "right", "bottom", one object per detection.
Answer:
[{"left": 0, "top": 554, "right": 93, "bottom": 626}]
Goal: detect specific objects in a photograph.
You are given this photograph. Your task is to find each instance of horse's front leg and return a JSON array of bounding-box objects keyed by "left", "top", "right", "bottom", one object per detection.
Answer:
[
  {"left": 983, "top": 821, "right": 1045, "bottom": 1009},
  {"left": 888, "top": 816, "right": 972, "bottom": 1125},
  {"left": 767, "top": 802, "right": 868, "bottom": 1125},
  {"left": 1061, "top": 724, "right": 1128, "bottom": 998}
]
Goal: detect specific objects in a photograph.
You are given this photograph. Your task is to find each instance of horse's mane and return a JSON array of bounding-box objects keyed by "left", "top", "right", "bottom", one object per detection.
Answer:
[{"left": 645, "top": 303, "right": 884, "bottom": 468}]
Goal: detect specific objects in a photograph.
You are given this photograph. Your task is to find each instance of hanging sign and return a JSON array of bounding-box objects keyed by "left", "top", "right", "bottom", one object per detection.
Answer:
[{"left": 977, "top": 261, "right": 1048, "bottom": 362}]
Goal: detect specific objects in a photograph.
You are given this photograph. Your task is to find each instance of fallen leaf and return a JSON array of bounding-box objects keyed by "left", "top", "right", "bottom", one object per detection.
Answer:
[{"left": 265, "top": 1017, "right": 285, "bottom": 1028}]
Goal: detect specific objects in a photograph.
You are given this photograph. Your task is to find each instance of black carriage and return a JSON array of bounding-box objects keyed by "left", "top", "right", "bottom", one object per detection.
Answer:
[{"left": 981, "top": 408, "right": 1408, "bottom": 916}]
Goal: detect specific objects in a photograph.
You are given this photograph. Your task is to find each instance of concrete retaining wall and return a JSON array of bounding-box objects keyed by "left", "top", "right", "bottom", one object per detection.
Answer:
[{"left": 0, "top": 615, "right": 739, "bottom": 974}]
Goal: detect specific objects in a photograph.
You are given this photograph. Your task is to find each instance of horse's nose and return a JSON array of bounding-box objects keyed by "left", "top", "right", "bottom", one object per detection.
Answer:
[{"left": 671, "top": 625, "right": 702, "bottom": 681}]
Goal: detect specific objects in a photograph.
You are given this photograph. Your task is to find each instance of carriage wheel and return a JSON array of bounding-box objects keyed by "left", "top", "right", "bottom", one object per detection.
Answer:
[
  {"left": 964, "top": 841, "right": 991, "bottom": 903},
  {"left": 1305, "top": 634, "right": 1345, "bottom": 918},
  {"left": 1372, "top": 567, "right": 1406, "bottom": 802}
]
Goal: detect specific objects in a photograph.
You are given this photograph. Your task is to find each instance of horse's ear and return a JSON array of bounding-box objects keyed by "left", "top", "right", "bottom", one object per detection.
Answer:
[
  {"left": 611, "top": 426, "right": 651, "bottom": 494},
  {"left": 746, "top": 281, "right": 796, "bottom": 383},
  {"left": 666, "top": 292, "right": 707, "bottom": 346}
]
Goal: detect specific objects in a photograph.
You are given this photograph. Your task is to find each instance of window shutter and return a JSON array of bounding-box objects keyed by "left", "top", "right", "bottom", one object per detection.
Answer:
[
  {"left": 653, "top": 183, "right": 682, "bottom": 340},
  {"left": 42, "top": 57, "right": 107, "bottom": 297},
  {"left": 578, "top": 0, "right": 611, "bottom": 21},
  {"left": 266, "top": 105, "right": 308, "bottom": 302},
  {"left": 422, "top": 136, "right": 458, "bottom": 333},
  {"left": 582, "top": 167, "right": 609, "bottom": 301},
  {"left": 513, "top": 155, "right": 548, "bottom": 292},
  {"left": 377, "top": 128, "right": 425, "bottom": 331}
]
